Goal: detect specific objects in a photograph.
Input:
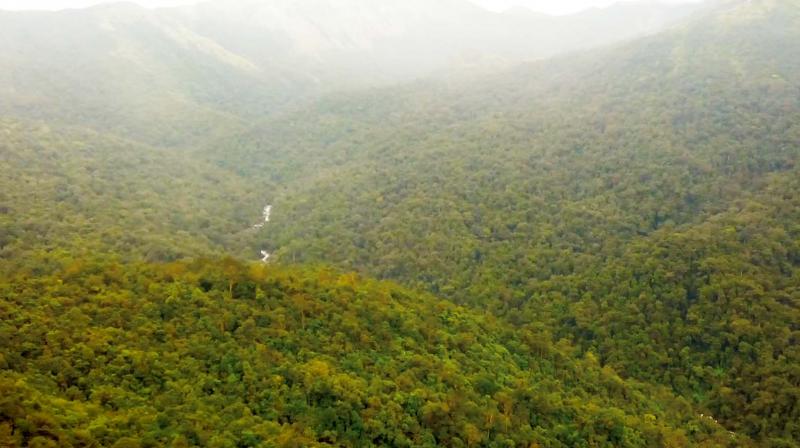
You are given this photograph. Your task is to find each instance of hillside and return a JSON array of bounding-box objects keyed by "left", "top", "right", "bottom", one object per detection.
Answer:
[
  {"left": 0, "top": 4, "right": 283, "bottom": 146},
  {"left": 0, "top": 118, "right": 267, "bottom": 274},
  {"left": 0, "top": 258, "right": 739, "bottom": 447},
  {"left": 1, "top": 0, "right": 798, "bottom": 447},
  {"left": 170, "top": 0, "right": 703, "bottom": 83},
  {"left": 200, "top": 0, "right": 800, "bottom": 443}
]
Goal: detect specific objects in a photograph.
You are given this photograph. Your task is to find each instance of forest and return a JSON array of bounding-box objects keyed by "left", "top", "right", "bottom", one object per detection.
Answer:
[
  {"left": 0, "top": 258, "right": 740, "bottom": 447},
  {"left": 1, "top": 0, "right": 799, "bottom": 447}
]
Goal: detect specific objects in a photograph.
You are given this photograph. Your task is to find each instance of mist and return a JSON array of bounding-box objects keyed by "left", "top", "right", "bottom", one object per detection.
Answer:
[
  {"left": 0, "top": 0, "right": 706, "bottom": 15},
  {"left": 0, "top": 0, "right": 708, "bottom": 140}
]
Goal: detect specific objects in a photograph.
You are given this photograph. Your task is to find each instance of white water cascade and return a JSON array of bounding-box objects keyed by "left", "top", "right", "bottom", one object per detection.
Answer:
[{"left": 252, "top": 204, "right": 273, "bottom": 263}]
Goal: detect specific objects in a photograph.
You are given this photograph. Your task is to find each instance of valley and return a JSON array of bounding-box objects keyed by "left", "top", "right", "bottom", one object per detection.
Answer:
[{"left": 0, "top": 0, "right": 798, "bottom": 447}]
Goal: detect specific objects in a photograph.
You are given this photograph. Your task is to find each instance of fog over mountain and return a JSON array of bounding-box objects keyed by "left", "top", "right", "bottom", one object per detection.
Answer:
[{"left": 0, "top": 0, "right": 706, "bottom": 143}]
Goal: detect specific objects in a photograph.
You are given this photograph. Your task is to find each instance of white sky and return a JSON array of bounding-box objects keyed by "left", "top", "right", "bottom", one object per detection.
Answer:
[
  {"left": 0, "top": 0, "right": 705, "bottom": 15},
  {"left": 474, "top": 0, "right": 704, "bottom": 14},
  {"left": 0, "top": 0, "right": 199, "bottom": 10}
]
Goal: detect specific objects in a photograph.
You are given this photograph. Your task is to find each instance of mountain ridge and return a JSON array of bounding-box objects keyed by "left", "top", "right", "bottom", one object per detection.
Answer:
[{"left": 0, "top": 0, "right": 705, "bottom": 145}]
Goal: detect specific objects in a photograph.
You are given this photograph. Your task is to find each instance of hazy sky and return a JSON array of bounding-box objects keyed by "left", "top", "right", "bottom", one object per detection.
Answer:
[{"left": 0, "top": 0, "right": 704, "bottom": 15}]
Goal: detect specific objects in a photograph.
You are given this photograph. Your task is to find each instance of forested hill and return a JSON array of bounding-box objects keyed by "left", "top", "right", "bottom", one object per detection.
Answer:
[
  {"left": 1, "top": 0, "right": 798, "bottom": 447},
  {"left": 200, "top": 0, "right": 800, "bottom": 444},
  {"left": 0, "top": 118, "right": 269, "bottom": 271},
  {"left": 0, "top": 259, "right": 739, "bottom": 447}
]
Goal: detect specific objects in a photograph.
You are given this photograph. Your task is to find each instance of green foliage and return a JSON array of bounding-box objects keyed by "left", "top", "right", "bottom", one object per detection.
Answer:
[
  {"left": 0, "top": 258, "right": 737, "bottom": 447},
  {"left": 0, "top": 118, "right": 270, "bottom": 272},
  {"left": 1, "top": 1, "right": 799, "bottom": 446},
  {"left": 197, "top": 1, "right": 800, "bottom": 443}
]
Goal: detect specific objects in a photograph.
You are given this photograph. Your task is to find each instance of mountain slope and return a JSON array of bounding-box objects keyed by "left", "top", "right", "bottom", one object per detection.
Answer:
[
  {"left": 0, "top": 118, "right": 267, "bottom": 274},
  {"left": 0, "top": 258, "right": 738, "bottom": 447},
  {"left": 0, "top": 4, "right": 290, "bottom": 146},
  {"left": 171, "top": 0, "right": 704, "bottom": 84},
  {"left": 200, "top": 0, "right": 800, "bottom": 443}
]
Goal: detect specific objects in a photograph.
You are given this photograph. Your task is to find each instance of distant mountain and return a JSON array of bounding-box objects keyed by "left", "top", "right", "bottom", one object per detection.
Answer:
[
  {"left": 0, "top": 0, "right": 705, "bottom": 145},
  {"left": 0, "top": 4, "right": 291, "bottom": 146},
  {"left": 169, "top": 0, "right": 706, "bottom": 82}
]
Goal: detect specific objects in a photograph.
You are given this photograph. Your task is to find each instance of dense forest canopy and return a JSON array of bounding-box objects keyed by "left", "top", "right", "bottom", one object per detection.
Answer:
[
  {"left": 1, "top": 0, "right": 799, "bottom": 447},
  {"left": 0, "top": 258, "right": 742, "bottom": 447},
  {"left": 202, "top": 1, "right": 800, "bottom": 442}
]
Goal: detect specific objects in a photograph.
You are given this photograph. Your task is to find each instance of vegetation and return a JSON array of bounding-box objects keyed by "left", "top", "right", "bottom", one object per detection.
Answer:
[
  {"left": 0, "top": 258, "right": 739, "bottom": 447},
  {"left": 202, "top": 1, "right": 800, "bottom": 444},
  {"left": 1, "top": 0, "right": 799, "bottom": 446}
]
